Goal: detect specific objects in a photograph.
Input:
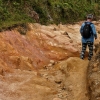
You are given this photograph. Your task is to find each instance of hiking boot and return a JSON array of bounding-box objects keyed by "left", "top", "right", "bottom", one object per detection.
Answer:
[{"left": 80, "top": 55, "right": 84, "bottom": 60}]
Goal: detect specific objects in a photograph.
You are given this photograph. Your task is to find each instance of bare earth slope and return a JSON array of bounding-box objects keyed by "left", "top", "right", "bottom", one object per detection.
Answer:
[{"left": 0, "top": 21, "right": 100, "bottom": 100}]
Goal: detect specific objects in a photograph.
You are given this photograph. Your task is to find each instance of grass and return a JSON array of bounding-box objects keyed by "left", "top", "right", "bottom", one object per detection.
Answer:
[{"left": 0, "top": 0, "right": 99, "bottom": 31}]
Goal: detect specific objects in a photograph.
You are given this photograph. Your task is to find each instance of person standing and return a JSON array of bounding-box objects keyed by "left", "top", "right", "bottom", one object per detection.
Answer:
[{"left": 80, "top": 14, "right": 97, "bottom": 60}]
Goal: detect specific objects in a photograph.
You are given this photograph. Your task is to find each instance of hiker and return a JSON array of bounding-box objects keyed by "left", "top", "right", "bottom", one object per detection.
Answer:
[{"left": 80, "top": 14, "right": 97, "bottom": 60}]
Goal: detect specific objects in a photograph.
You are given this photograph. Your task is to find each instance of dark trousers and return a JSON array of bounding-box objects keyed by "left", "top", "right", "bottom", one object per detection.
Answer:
[{"left": 80, "top": 41, "right": 93, "bottom": 58}]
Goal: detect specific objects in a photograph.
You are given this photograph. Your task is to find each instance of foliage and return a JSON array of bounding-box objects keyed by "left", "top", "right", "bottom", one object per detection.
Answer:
[{"left": 0, "top": 0, "right": 100, "bottom": 29}]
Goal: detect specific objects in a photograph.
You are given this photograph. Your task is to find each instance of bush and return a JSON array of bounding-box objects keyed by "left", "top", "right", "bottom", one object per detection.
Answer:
[{"left": 0, "top": 0, "right": 100, "bottom": 29}]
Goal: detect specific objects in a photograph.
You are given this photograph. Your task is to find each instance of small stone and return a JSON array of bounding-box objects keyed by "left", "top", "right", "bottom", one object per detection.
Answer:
[
  {"left": 93, "top": 63, "right": 98, "bottom": 68},
  {"left": 69, "top": 40, "right": 73, "bottom": 43},
  {"left": 49, "top": 60, "right": 55, "bottom": 65},
  {"left": 53, "top": 28, "right": 57, "bottom": 31},
  {"left": 58, "top": 88, "right": 62, "bottom": 92},
  {"left": 92, "top": 68, "right": 99, "bottom": 72},
  {"left": 43, "top": 66, "right": 47, "bottom": 69},
  {"left": 55, "top": 79, "right": 62, "bottom": 84},
  {"left": 50, "top": 60, "right": 55, "bottom": 64},
  {"left": 48, "top": 63, "right": 52, "bottom": 67},
  {"left": 57, "top": 93, "right": 63, "bottom": 98},
  {"left": 53, "top": 98, "right": 61, "bottom": 100},
  {"left": 64, "top": 32, "right": 68, "bottom": 35},
  {"left": 68, "top": 85, "right": 73, "bottom": 91}
]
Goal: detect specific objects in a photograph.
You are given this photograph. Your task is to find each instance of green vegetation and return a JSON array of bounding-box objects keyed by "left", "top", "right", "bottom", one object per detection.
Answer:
[{"left": 0, "top": 0, "right": 100, "bottom": 30}]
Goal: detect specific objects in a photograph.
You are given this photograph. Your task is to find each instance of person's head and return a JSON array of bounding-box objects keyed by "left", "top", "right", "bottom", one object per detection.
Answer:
[{"left": 87, "top": 14, "right": 93, "bottom": 21}]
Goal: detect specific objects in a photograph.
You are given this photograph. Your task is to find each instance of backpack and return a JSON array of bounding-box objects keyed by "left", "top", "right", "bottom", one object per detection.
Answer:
[{"left": 82, "top": 22, "right": 92, "bottom": 39}]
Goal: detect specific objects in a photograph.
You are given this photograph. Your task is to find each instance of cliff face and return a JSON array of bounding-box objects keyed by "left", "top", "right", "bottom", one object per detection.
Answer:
[
  {"left": 0, "top": 21, "right": 100, "bottom": 100},
  {"left": 0, "top": 23, "right": 81, "bottom": 71}
]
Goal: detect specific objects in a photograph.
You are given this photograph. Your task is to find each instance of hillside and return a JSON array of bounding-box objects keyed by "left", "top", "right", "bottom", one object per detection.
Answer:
[
  {"left": 0, "top": 21, "right": 100, "bottom": 100},
  {"left": 0, "top": 0, "right": 100, "bottom": 100},
  {"left": 0, "top": 0, "right": 100, "bottom": 30}
]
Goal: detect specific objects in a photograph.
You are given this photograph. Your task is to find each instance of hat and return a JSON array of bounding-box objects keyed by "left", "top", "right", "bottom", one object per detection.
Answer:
[{"left": 87, "top": 14, "right": 93, "bottom": 19}]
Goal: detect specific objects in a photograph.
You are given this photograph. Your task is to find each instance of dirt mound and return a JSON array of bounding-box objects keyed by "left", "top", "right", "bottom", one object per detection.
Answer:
[{"left": 0, "top": 57, "right": 89, "bottom": 100}]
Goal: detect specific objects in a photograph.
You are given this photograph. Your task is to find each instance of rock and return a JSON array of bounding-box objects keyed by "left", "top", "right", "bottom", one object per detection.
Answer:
[
  {"left": 50, "top": 60, "right": 54, "bottom": 63},
  {"left": 53, "top": 98, "right": 62, "bottom": 100},
  {"left": 55, "top": 80, "right": 62, "bottom": 84},
  {"left": 69, "top": 39, "right": 73, "bottom": 43},
  {"left": 48, "top": 63, "right": 53, "bottom": 67},
  {"left": 57, "top": 93, "right": 63, "bottom": 98},
  {"left": 92, "top": 67, "right": 99, "bottom": 72}
]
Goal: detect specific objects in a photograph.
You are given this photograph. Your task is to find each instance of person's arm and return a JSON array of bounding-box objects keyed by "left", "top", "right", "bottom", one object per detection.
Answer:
[{"left": 91, "top": 24, "right": 97, "bottom": 39}]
